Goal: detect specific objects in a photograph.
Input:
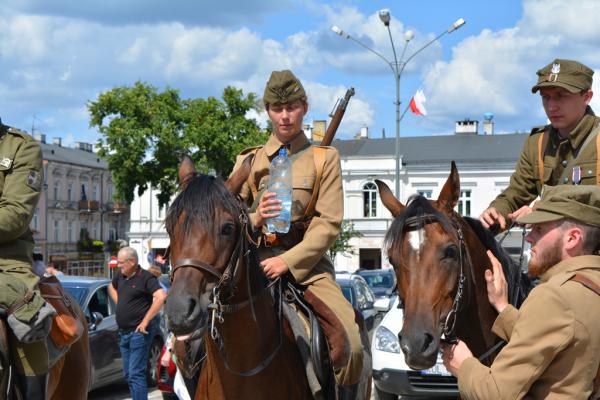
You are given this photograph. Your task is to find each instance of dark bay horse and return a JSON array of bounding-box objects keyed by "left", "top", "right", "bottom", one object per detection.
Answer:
[
  {"left": 375, "top": 162, "right": 529, "bottom": 370},
  {"left": 0, "top": 293, "right": 90, "bottom": 399},
  {"left": 164, "top": 156, "right": 314, "bottom": 400}
]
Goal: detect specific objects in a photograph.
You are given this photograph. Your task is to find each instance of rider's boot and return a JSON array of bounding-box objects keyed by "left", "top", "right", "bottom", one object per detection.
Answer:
[
  {"left": 336, "top": 382, "right": 359, "bottom": 400},
  {"left": 16, "top": 372, "right": 48, "bottom": 400}
]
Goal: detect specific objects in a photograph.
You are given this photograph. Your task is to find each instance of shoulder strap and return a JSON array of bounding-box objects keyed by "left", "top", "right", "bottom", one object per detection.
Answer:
[
  {"left": 537, "top": 132, "right": 550, "bottom": 187},
  {"left": 304, "top": 146, "right": 327, "bottom": 218},
  {"left": 558, "top": 124, "right": 600, "bottom": 185},
  {"left": 245, "top": 147, "right": 262, "bottom": 201},
  {"left": 596, "top": 131, "right": 600, "bottom": 185}
]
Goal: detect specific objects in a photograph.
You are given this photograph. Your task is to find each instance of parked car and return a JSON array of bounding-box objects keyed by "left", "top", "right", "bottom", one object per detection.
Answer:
[
  {"left": 372, "top": 296, "right": 458, "bottom": 399},
  {"left": 356, "top": 268, "right": 397, "bottom": 299},
  {"left": 59, "top": 275, "right": 166, "bottom": 391},
  {"left": 335, "top": 272, "right": 385, "bottom": 339}
]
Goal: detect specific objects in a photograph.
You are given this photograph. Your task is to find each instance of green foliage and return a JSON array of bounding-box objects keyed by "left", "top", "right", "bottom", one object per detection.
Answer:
[
  {"left": 329, "top": 221, "right": 363, "bottom": 260},
  {"left": 89, "top": 82, "right": 268, "bottom": 208}
]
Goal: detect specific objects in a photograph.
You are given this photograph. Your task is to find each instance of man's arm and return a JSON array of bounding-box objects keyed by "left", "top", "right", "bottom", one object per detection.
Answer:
[
  {"left": 108, "top": 283, "right": 118, "bottom": 304},
  {"left": 135, "top": 288, "right": 167, "bottom": 334}
]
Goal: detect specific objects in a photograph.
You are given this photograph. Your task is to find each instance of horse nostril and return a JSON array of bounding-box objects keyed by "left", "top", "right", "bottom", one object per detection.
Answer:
[
  {"left": 421, "top": 332, "right": 434, "bottom": 353},
  {"left": 186, "top": 297, "right": 197, "bottom": 319}
]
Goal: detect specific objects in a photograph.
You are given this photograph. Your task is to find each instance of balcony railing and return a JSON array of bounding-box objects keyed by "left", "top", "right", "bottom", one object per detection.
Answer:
[
  {"left": 79, "top": 200, "right": 100, "bottom": 213},
  {"left": 106, "top": 201, "right": 129, "bottom": 214}
]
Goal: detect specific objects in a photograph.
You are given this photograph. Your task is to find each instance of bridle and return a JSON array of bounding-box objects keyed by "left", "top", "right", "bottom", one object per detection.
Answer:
[{"left": 168, "top": 207, "right": 283, "bottom": 376}]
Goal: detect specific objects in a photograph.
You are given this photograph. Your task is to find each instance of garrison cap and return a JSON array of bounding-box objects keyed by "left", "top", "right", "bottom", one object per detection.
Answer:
[
  {"left": 517, "top": 185, "right": 600, "bottom": 227},
  {"left": 531, "top": 59, "right": 594, "bottom": 93},
  {"left": 263, "top": 70, "right": 306, "bottom": 107}
]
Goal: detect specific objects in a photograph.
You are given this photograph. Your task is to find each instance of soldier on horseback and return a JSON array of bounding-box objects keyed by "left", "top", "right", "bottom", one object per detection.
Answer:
[{"left": 0, "top": 119, "right": 55, "bottom": 399}]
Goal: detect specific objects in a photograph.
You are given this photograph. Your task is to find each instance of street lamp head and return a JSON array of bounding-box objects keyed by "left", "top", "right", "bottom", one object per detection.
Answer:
[
  {"left": 378, "top": 9, "right": 391, "bottom": 26},
  {"left": 331, "top": 25, "right": 349, "bottom": 39},
  {"left": 404, "top": 30, "right": 415, "bottom": 42},
  {"left": 447, "top": 18, "right": 466, "bottom": 33}
]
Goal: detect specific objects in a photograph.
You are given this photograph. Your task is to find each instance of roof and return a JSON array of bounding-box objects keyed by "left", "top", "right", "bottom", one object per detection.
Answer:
[
  {"left": 331, "top": 133, "right": 529, "bottom": 166},
  {"left": 41, "top": 142, "right": 108, "bottom": 170},
  {"left": 58, "top": 274, "right": 110, "bottom": 287}
]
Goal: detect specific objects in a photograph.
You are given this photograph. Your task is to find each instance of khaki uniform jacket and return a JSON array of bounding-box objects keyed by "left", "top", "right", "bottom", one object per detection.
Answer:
[
  {"left": 458, "top": 255, "right": 600, "bottom": 399},
  {"left": 0, "top": 126, "right": 43, "bottom": 270},
  {"left": 491, "top": 110, "right": 600, "bottom": 218},
  {"left": 232, "top": 132, "right": 343, "bottom": 283}
]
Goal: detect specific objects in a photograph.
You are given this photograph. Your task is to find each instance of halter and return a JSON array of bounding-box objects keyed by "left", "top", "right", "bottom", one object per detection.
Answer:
[
  {"left": 169, "top": 207, "right": 283, "bottom": 377},
  {"left": 402, "top": 212, "right": 470, "bottom": 342}
]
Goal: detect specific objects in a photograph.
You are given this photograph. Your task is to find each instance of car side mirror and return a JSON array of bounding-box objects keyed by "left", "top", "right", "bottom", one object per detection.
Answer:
[
  {"left": 88, "top": 311, "right": 104, "bottom": 331},
  {"left": 374, "top": 297, "right": 391, "bottom": 313}
]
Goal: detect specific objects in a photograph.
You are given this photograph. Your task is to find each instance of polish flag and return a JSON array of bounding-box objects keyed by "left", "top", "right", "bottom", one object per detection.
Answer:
[{"left": 409, "top": 89, "right": 427, "bottom": 116}]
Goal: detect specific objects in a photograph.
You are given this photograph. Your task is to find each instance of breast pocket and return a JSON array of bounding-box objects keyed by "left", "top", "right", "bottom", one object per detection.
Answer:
[
  {"left": 576, "top": 160, "right": 598, "bottom": 185},
  {"left": 291, "top": 174, "right": 316, "bottom": 217},
  {"left": 0, "top": 164, "right": 9, "bottom": 193}
]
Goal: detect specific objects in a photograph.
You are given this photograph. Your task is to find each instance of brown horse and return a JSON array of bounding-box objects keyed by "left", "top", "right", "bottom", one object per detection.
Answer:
[
  {"left": 164, "top": 156, "right": 314, "bottom": 400},
  {"left": 375, "top": 162, "right": 530, "bottom": 370},
  {"left": 0, "top": 293, "right": 90, "bottom": 399}
]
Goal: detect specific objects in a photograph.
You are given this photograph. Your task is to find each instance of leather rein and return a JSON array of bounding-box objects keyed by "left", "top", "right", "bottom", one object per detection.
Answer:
[{"left": 169, "top": 208, "right": 283, "bottom": 376}]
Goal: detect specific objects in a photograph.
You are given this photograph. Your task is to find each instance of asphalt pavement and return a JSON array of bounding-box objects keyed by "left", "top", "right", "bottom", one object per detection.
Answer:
[{"left": 87, "top": 382, "right": 163, "bottom": 400}]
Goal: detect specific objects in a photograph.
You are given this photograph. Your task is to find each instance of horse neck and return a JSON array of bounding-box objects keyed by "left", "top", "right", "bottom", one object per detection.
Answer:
[{"left": 456, "top": 221, "right": 500, "bottom": 357}]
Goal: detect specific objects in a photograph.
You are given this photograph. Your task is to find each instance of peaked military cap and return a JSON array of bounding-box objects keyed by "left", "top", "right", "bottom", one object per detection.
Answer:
[
  {"left": 531, "top": 59, "right": 594, "bottom": 93},
  {"left": 517, "top": 185, "right": 600, "bottom": 227},
  {"left": 263, "top": 70, "right": 306, "bottom": 106}
]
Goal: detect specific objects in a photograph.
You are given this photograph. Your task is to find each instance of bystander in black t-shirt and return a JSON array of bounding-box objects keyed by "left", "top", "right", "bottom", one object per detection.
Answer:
[{"left": 112, "top": 266, "right": 161, "bottom": 331}]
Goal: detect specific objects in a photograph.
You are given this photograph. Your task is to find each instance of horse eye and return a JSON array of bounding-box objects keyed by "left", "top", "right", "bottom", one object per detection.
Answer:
[
  {"left": 221, "top": 223, "right": 235, "bottom": 236},
  {"left": 443, "top": 244, "right": 458, "bottom": 260}
]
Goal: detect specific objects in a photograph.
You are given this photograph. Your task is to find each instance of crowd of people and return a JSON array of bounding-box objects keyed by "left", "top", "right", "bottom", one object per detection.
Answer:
[{"left": 0, "top": 57, "right": 599, "bottom": 400}]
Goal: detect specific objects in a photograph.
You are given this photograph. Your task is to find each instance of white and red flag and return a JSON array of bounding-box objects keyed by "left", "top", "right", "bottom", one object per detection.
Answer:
[{"left": 409, "top": 89, "right": 427, "bottom": 116}]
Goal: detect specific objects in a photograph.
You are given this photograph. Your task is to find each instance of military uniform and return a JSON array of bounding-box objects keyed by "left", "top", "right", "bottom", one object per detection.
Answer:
[
  {"left": 233, "top": 132, "right": 364, "bottom": 385},
  {"left": 459, "top": 186, "right": 600, "bottom": 399},
  {"left": 0, "top": 124, "right": 49, "bottom": 379},
  {"left": 489, "top": 59, "right": 600, "bottom": 219},
  {"left": 458, "top": 256, "right": 600, "bottom": 399}
]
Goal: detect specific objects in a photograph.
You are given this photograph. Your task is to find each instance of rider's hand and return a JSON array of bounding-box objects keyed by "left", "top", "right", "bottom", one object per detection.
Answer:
[
  {"left": 160, "top": 348, "right": 171, "bottom": 367},
  {"left": 441, "top": 339, "right": 472, "bottom": 377},
  {"left": 260, "top": 256, "right": 289, "bottom": 279},
  {"left": 484, "top": 250, "right": 509, "bottom": 314},
  {"left": 480, "top": 207, "right": 506, "bottom": 231},
  {"left": 508, "top": 205, "right": 532, "bottom": 223},
  {"left": 255, "top": 191, "right": 281, "bottom": 227}
]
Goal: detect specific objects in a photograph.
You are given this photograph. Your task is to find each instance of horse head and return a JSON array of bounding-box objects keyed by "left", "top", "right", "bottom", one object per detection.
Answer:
[
  {"left": 165, "top": 155, "right": 253, "bottom": 340},
  {"left": 375, "top": 161, "right": 474, "bottom": 370}
]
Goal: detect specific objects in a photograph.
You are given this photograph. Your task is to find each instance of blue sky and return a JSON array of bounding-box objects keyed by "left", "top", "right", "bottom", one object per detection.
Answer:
[{"left": 1, "top": 0, "right": 600, "bottom": 148}]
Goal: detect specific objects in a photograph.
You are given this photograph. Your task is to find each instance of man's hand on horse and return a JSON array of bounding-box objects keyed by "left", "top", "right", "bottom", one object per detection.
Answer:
[
  {"left": 484, "top": 250, "right": 509, "bottom": 314},
  {"left": 255, "top": 191, "right": 282, "bottom": 227},
  {"left": 441, "top": 339, "right": 472, "bottom": 377},
  {"left": 508, "top": 205, "right": 532, "bottom": 223},
  {"left": 260, "top": 256, "right": 289, "bottom": 280},
  {"left": 479, "top": 207, "right": 506, "bottom": 231}
]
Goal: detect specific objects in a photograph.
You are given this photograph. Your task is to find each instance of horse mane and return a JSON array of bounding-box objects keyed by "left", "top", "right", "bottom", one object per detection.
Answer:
[{"left": 463, "top": 217, "right": 532, "bottom": 308}]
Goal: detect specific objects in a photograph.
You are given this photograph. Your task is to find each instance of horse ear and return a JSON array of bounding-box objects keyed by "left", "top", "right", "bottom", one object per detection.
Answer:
[
  {"left": 438, "top": 161, "right": 460, "bottom": 211},
  {"left": 375, "top": 179, "right": 405, "bottom": 217},
  {"left": 225, "top": 154, "right": 254, "bottom": 195},
  {"left": 178, "top": 155, "right": 197, "bottom": 190}
]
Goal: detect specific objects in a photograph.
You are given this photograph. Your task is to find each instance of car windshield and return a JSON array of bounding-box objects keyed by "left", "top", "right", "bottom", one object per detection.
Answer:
[
  {"left": 362, "top": 274, "right": 394, "bottom": 288},
  {"left": 340, "top": 285, "right": 354, "bottom": 306},
  {"left": 62, "top": 286, "right": 88, "bottom": 309}
]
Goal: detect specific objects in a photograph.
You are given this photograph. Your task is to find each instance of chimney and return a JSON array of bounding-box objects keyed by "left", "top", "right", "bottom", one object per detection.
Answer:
[
  {"left": 483, "top": 112, "right": 494, "bottom": 135},
  {"left": 312, "top": 120, "right": 326, "bottom": 143},
  {"left": 360, "top": 126, "right": 368, "bottom": 138},
  {"left": 35, "top": 133, "right": 46, "bottom": 144},
  {"left": 455, "top": 119, "right": 478, "bottom": 135},
  {"left": 53, "top": 137, "right": 62, "bottom": 146},
  {"left": 76, "top": 142, "right": 93, "bottom": 152}
]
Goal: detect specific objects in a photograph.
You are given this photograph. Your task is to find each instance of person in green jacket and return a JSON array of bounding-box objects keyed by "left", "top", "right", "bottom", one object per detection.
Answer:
[
  {"left": 480, "top": 59, "right": 600, "bottom": 231},
  {"left": 0, "top": 121, "right": 54, "bottom": 399}
]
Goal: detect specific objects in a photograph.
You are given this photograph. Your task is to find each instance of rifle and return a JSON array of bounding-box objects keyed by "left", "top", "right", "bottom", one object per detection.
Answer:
[{"left": 320, "top": 87, "right": 355, "bottom": 146}]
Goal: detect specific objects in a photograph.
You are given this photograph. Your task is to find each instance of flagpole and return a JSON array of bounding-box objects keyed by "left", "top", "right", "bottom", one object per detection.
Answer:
[{"left": 332, "top": 14, "right": 465, "bottom": 199}]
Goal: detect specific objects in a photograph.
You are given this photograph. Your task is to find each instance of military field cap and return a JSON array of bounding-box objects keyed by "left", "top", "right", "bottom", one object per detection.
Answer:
[
  {"left": 517, "top": 185, "right": 600, "bottom": 227},
  {"left": 263, "top": 70, "right": 306, "bottom": 106},
  {"left": 531, "top": 59, "right": 594, "bottom": 93}
]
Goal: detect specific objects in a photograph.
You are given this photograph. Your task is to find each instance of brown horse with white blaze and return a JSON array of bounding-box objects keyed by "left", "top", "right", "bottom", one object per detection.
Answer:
[
  {"left": 164, "top": 155, "right": 313, "bottom": 400},
  {"left": 375, "top": 162, "right": 529, "bottom": 370}
]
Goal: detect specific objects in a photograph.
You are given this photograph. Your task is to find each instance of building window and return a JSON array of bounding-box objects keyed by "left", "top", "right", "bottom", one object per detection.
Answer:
[
  {"left": 92, "top": 223, "right": 99, "bottom": 239},
  {"left": 67, "top": 183, "right": 73, "bottom": 201},
  {"left": 67, "top": 221, "right": 74, "bottom": 242},
  {"left": 53, "top": 220, "right": 61, "bottom": 242},
  {"left": 93, "top": 184, "right": 99, "bottom": 201},
  {"left": 457, "top": 189, "right": 471, "bottom": 216},
  {"left": 109, "top": 226, "right": 117, "bottom": 241},
  {"left": 417, "top": 190, "right": 433, "bottom": 199},
  {"left": 363, "top": 182, "right": 377, "bottom": 218},
  {"left": 108, "top": 184, "right": 113, "bottom": 201},
  {"left": 31, "top": 208, "right": 39, "bottom": 231},
  {"left": 53, "top": 181, "right": 60, "bottom": 200}
]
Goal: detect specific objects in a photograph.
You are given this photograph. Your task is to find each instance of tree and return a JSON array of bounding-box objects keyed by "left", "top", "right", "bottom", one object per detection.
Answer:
[
  {"left": 89, "top": 82, "right": 267, "bottom": 207},
  {"left": 329, "top": 221, "right": 363, "bottom": 261}
]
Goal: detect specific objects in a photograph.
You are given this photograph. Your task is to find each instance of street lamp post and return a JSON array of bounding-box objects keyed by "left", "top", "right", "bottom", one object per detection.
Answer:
[{"left": 332, "top": 11, "right": 465, "bottom": 198}]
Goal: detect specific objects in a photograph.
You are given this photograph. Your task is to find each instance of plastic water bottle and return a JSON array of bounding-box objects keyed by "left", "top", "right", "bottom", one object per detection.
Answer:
[{"left": 266, "top": 148, "right": 292, "bottom": 233}]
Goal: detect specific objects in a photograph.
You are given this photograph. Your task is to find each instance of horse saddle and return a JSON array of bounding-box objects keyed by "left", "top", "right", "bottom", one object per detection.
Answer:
[{"left": 38, "top": 275, "right": 83, "bottom": 348}]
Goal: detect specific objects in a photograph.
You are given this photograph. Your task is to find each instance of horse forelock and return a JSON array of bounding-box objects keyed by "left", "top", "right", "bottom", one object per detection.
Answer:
[{"left": 165, "top": 174, "right": 242, "bottom": 237}]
